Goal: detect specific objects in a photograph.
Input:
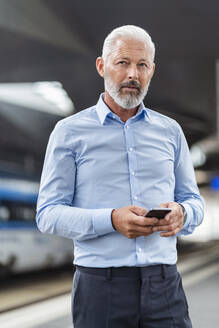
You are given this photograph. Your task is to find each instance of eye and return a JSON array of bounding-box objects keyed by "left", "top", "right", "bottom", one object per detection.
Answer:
[
  {"left": 139, "top": 63, "right": 147, "bottom": 67},
  {"left": 118, "top": 61, "right": 127, "bottom": 65}
]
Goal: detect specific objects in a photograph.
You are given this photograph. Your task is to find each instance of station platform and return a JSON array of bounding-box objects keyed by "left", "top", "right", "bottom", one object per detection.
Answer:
[
  {"left": 1, "top": 252, "right": 219, "bottom": 328},
  {"left": 185, "top": 272, "right": 219, "bottom": 327}
]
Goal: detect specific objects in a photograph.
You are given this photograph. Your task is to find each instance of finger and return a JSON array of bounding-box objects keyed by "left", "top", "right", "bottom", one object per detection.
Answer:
[
  {"left": 164, "top": 207, "right": 177, "bottom": 221},
  {"left": 136, "top": 231, "right": 154, "bottom": 237},
  {"left": 153, "top": 218, "right": 166, "bottom": 226},
  {"left": 164, "top": 213, "right": 171, "bottom": 221},
  {"left": 131, "top": 225, "right": 154, "bottom": 234},
  {"left": 153, "top": 217, "right": 174, "bottom": 226},
  {"left": 162, "top": 210, "right": 177, "bottom": 222},
  {"left": 160, "top": 226, "right": 182, "bottom": 237},
  {"left": 152, "top": 221, "right": 178, "bottom": 232},
  {"left": 133, "top": 216, "right": 159, "bottom": 226},
  {"left": 163, "top": 211, "right": 183, "bottom": 225},
  {"left": 126, "top": 229, "right": 154, "bottom": 238}
]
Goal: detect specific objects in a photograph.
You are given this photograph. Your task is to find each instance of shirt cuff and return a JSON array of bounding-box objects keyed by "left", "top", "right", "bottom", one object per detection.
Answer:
[
  {"left": 92, "top": 208, "right": 115, "bottom": 236},
  {"left": 179, "top": 202, "right": 193, "bottom": 229}
]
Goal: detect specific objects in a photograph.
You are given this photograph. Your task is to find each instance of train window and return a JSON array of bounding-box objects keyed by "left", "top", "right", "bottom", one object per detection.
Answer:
[
  {"left": 0, "top": 200, "right": 36, "bottom": 221},
  {"left": 0, "top": 206, "right": 10, "bottom": 221}
]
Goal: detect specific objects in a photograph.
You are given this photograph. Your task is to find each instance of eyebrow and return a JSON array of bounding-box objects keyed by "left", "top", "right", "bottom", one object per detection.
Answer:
[
  {"left": 115, "top": 57, "right": 130, "bottom": 61},
  {"left": 115, "top": 57, "right": 148, "bottom": 62}
]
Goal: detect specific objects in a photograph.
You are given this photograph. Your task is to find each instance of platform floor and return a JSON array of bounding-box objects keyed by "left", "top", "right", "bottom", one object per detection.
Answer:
[
  {"left": 1, "top": 264, "right": 219, "bottom": 328},
  {"left": 185, "top": 272, "right": 219, "bottom": 328}
]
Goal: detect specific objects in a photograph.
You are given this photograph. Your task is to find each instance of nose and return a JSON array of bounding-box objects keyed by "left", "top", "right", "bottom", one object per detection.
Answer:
[{"left": 127, "top": 64, "right": 138, "bottom": 80}]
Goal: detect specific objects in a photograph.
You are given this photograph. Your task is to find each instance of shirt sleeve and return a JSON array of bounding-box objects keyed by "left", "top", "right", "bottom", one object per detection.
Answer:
[
  {"left": 173, "top": 123, "right": 204, "bottom": 236},
  {"left": 36, "top": 122, "right": 115, "bottom": 241}
]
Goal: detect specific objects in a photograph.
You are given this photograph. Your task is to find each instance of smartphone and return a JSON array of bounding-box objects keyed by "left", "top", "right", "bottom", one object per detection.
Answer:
[{"left": 144, "top": 208, "right": 171, "bottom": 219}]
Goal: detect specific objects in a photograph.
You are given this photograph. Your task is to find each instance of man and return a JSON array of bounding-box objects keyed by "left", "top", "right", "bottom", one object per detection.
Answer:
[{"left": 36, "top": 25, "right": 204, "bottom": 327}]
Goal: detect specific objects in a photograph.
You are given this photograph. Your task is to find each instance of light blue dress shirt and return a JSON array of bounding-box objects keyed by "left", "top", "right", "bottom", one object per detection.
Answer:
[{"left": 36, "top": 93, "right": 204, "bottom": 268}]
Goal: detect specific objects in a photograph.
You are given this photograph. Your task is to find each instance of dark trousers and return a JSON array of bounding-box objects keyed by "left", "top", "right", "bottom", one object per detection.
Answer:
[{"left": 72, "top": 264, "right": 192, "bottom": 328}]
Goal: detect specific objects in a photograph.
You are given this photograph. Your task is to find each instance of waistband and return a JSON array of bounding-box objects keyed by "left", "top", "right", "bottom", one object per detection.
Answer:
[{"left": 75, "top": 264, "right": 177, "bottom": 280}]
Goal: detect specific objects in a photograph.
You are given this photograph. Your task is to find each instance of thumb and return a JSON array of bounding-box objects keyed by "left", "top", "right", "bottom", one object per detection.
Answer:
[
  {"left": 159, "top": 203, "right": 169, "bottom": 208},
  {"left": 130, "top": 205, "right": 147, "bottom": 216}
]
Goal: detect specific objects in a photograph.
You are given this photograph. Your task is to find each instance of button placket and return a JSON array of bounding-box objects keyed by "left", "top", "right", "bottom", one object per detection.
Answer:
[
  {"left": 124, "top": 122, "right": 146, "bottom": 265},
  {"left": 124, "top": 124, "right": 140, "bottom": 204},
  {"left": 135, "top": 236, "right": 146, "bottom": 265}
]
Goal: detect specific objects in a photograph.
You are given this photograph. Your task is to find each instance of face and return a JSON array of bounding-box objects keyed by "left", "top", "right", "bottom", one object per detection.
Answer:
[{"left": 97, "top": 38, "right": 155, "bottom": 109}]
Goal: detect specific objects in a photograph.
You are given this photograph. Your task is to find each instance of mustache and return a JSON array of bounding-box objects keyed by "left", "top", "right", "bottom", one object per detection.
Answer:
[{"left": 119, "top": 80, "right": 141, "bottom": 91}]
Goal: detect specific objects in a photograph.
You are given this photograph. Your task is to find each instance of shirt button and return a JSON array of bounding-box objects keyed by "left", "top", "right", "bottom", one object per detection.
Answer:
[
  {"left": 129, "top": 147, "right": 133, "bottom": 152},
  {"left": 126, "top": 125, "right": 129, "bottom": 129},
  {"left": 134, "top": 196, "right": 138, "bottom": 200},
  {"left": 131, "top": 171, "right": 135, "bottom": 176},
  {"left": 139, "top": 248, "right": 142, "bottom": 252}
]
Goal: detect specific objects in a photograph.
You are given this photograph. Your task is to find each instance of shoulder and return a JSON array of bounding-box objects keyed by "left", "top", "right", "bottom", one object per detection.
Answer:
[
  {"left": 50, "top": 105, "right": 100, "bottom": 141},
  {"left": 146, "top": 108, "right": 182, "bottom": 137},
  {"left": 48, "top": 105, "right": 98, "bottom": 147},
  {"left": 55, "top": 105, "right": 97, "bottom": 131}
]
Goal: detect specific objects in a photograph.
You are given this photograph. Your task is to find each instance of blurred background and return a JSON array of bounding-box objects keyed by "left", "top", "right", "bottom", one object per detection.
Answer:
[{"left": 0, "top": 0, "right": 219, "bottom": 327}]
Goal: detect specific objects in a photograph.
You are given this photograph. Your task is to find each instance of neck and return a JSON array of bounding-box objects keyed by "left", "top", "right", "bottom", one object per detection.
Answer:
[{"left": 104, "top": 91, "right": 139, "bottom": 122}]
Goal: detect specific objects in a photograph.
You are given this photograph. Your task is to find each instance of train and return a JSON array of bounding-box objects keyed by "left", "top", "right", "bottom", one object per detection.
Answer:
[
  {"left": 0, "top": 82, "right": 74, "bottom": 274},
  {"left": 0, "top": 176, "right": 74, "bottom": 274}
]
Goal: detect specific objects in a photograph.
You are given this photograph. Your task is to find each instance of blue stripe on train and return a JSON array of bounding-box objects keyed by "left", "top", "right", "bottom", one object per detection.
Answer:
[
  {"left": 0, "top": 220, "right": 38, "bottom": 230},
  {"left": 0, "top": 188, "right": 38, "bottom": 203}
]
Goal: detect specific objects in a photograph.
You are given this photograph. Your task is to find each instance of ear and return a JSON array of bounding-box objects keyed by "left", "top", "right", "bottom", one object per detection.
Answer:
[
  {"left": 150, "top": 63, "right": 155, "bottom": 79},
  {"left": 96, "top": 57, "right": 104, "bottom": 78}
]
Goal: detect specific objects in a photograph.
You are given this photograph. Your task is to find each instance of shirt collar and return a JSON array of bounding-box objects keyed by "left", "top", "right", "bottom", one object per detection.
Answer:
[{"left": 95, "top": 93, "right": 150, "bottom": 125}]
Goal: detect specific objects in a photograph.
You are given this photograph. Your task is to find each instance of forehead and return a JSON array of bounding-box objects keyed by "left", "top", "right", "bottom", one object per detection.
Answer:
[{"left": 109, "top": 38, "right": 153, "bottom": 61}]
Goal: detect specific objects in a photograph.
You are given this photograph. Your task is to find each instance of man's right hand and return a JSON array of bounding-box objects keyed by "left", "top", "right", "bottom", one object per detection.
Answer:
[{"left": 111, "top": 205, "right": 158, "bottom": 239}]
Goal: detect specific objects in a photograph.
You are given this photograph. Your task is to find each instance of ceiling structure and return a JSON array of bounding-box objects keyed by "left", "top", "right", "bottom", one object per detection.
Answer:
[{"left": 0, "top": 0, "right": 219, "bottom": 176}]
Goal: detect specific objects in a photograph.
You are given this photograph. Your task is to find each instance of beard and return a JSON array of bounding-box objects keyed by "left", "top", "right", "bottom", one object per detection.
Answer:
[{"left": 104, "top": 70, "right": 150, "bottom": 110}]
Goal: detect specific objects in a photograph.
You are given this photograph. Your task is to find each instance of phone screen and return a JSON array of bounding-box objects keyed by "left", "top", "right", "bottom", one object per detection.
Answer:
[{"left": 145, "top": 208, "right": 171, "bottom": 219}]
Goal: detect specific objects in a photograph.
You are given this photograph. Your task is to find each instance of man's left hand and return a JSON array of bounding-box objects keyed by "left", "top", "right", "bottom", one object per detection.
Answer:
[{"left": 151, "top": 202, "right": 184, "bottom": 237}]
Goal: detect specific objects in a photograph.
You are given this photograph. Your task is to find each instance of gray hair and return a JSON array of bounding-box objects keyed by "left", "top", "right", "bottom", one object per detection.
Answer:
[{"left": 102, "top": 25, "right": 155, "bottom": 63}]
